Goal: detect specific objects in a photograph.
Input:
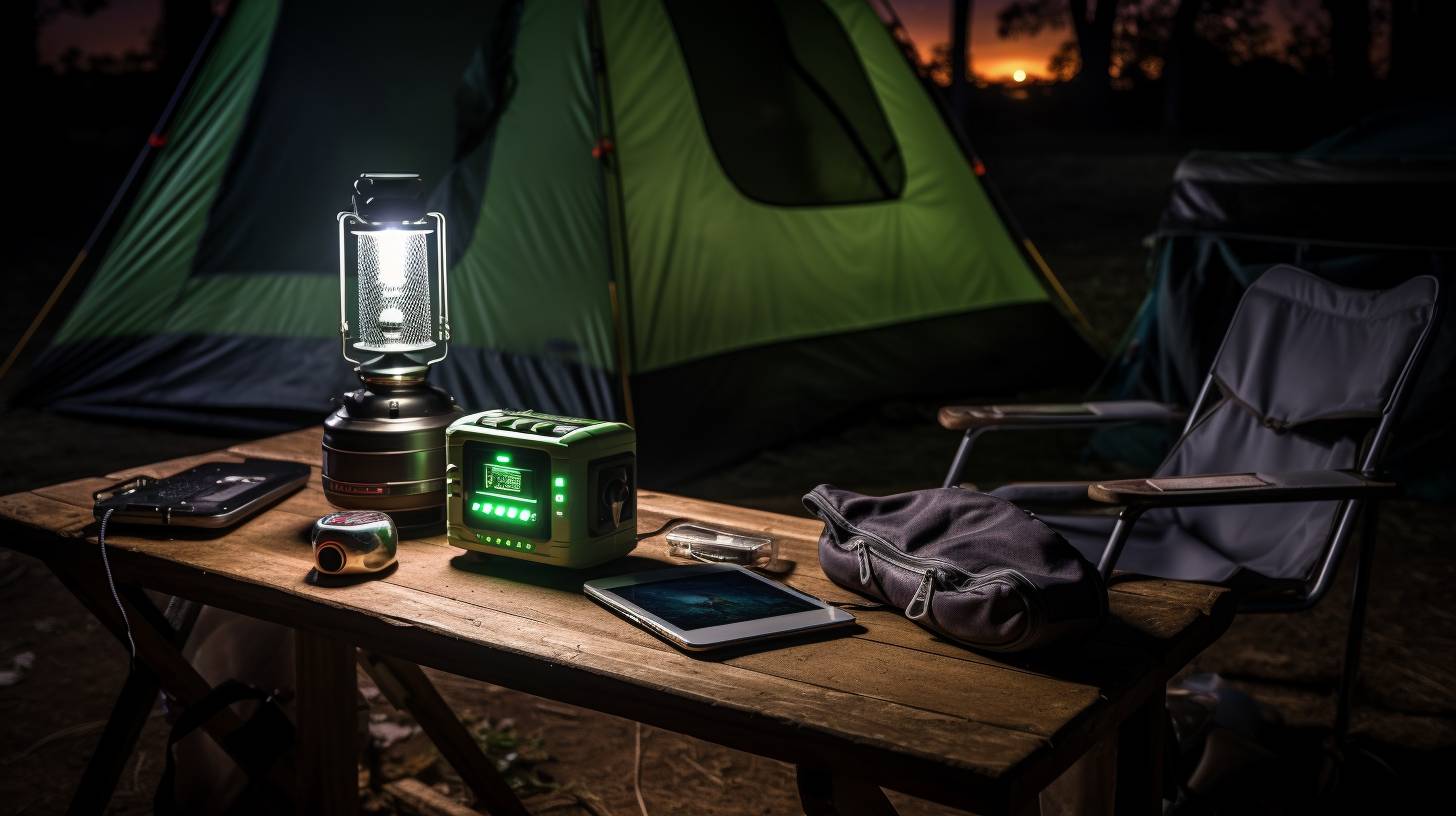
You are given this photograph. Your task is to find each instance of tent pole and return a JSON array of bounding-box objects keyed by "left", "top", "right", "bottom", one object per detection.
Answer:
[
  {"left": 609, "top": 281, "right": 637, "bottom": 427},
  {"left": 588, "top": 0, "right": 638, "bottom": 426},
  {"left": 0, "top": 10, "right": 226, "bottom": 389},
  {"left": 874, "top": 0, "right": 1103, "bottom": 352}
]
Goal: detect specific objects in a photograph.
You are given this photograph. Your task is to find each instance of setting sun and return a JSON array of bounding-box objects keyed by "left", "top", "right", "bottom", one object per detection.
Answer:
[{"left": 1012, "top": 69, "right": 1027, "bottom": 83}]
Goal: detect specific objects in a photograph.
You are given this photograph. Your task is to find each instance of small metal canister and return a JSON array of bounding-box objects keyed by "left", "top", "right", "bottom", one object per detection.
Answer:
[{"left": 311, "top": 510, "right": 399, "bottom": 576}]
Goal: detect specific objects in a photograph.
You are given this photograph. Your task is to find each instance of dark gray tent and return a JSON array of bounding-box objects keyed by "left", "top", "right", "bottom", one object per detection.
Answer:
[{"left": 1106, "top": 108, "right": 1456, "bottom": 494}]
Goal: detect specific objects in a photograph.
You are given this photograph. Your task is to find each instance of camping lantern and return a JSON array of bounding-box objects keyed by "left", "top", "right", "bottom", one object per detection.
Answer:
[{"left": 322, "top": 173, "right": 464, "bottom": 537}]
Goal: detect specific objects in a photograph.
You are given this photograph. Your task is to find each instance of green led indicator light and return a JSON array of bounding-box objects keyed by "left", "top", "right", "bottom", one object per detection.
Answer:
[
  {"left": 554, "top": 493, "right": 565, "bottom": 503},
  {"left": 494, "top": 506, "right": 505, "bottom": 516},
  {"left": 471, "top": 502, "right": 480, "bottom": 511},
  {"left": 506, "top": 507, "right": 518, "bottom": 519},
  {"left": 495, "top": 453, "right": 511, "bottom": 464},
  {"left": 483, "top": 503, "right": 493, "bottom": 513},
  {"left": 521, "top": 511, "right": 532, "bottom": 521},
  {"left": 553, "top": 476, "right": 565, "bottom": 488}
]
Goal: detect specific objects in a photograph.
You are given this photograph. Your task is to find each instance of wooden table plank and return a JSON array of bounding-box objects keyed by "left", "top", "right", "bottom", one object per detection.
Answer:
[
  {"left": 228, "top": 428, "right": 324, "bottom": 466},
  {"left": 0, "top": 495, "right": 1049, "bottom": 784},
  {"left": 237, "top": 429, "right": 1230, "bottom": 626},
  {"left": 1, "top": 427, "right": 1236, "bottom": 814}
]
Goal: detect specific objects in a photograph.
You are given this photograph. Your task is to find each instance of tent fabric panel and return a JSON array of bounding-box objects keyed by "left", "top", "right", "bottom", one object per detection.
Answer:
[
  {"left": 33, "top": 333, "right": 617, "bottom": 436},
  {"left": 660, "top": 0, "right": 906, "bottom": 206},
  {"left": 1161, "top": 152, "right": 1456, "bottom": 248},
  {"left": 602, "top": 0, "right": 1047, "bottom": 374},
  {"left": 51, "top": 0, "right": 281, "bottom": 345},
  {"left": 192, "top": 0, "right": 501, "bottom": 280},
  {"left": 439, "top": 0, "right": 618, "bottom": 372},
  {"left": 634, "top": 301, "right": 1099, "bottom": 485}
]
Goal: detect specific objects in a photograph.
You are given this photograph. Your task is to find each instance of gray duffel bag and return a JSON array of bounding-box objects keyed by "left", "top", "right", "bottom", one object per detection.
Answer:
[{"left": 804, "top": 484, "right": 1107, "bottom": 653}]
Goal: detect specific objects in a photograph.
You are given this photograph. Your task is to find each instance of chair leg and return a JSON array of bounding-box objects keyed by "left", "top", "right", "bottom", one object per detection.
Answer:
[
  {"left": 1097, "top": 506, "right": 1145, "bottom": 581},
  {"left": 943, "top": 429, "right": 985, "bottom": 488},
  {"left": 1332, "top": 502, "right": 1379, "bottom": 745}
]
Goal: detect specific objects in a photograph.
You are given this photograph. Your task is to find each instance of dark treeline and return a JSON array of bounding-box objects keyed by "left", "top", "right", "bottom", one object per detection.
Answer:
[{"left": 928, "top": 0, "right": 1453, "bottom": 150}]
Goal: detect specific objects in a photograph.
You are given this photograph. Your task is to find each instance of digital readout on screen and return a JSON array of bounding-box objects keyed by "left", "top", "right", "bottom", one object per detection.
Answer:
[{"left": 481, "top": 464, "right": 532, "bottom": 498}]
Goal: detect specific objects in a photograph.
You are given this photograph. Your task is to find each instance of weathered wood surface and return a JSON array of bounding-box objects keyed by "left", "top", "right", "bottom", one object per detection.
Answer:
[{"left": 0, "top": 427, "right": 1235, "bottom": 814}]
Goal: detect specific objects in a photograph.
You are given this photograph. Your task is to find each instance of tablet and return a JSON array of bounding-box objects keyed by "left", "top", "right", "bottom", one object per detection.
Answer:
[{"left": 584, "top": 564, "right": 855, "bottom": 652}]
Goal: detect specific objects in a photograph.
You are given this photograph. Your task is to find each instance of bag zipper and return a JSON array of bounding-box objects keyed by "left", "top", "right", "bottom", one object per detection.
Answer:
[{"left": 806, "top": 493, "right": 1042, "bottom": 643}]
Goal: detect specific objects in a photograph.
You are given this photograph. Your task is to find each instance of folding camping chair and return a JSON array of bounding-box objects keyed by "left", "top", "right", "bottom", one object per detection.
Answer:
[{"left": 937, "top": 265, "right": 1441, "bottom": 745}]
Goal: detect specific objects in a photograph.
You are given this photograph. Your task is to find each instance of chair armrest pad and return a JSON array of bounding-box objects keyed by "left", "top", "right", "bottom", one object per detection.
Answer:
[
  {"left": 988, "top": 481, "right": 1112, "bottom": 514},
  {"left": 1087, "top": 469, "right": 1397, "bottom": 507},
  {"left": 938, "top": 400, "right": 1185, "bottom": 430},
  {"left": 989, "top": 481, "right": 1099, "bottom": 506}
]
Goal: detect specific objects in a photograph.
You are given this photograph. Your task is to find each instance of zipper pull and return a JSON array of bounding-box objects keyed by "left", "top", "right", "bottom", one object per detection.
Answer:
[
  {"left": 905, "top": 570, "right": 935, "bottom": 620},
  {"left": 853, "top": 539, "right": 873, "bottom": 584}
]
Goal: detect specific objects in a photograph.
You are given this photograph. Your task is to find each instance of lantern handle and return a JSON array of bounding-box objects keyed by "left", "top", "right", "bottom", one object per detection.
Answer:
[
  {"left": 425, "top": 211, "right": 450, "bottom": 367},
  {"left": 337, "top": 212, "right": 363, "bottom": 366}
]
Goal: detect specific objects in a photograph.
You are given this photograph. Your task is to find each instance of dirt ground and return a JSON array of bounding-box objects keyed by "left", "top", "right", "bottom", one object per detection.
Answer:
[{"left": 2, "top": 150, "right": 1453, "bottom": 814}]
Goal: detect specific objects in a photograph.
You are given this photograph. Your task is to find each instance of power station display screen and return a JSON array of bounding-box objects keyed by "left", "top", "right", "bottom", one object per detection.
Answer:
[
  {"left": 462, "top": 443, "right": 551, "bottom": 539},
  {"left": 481, "top": 463, "right": 529, "bottom": 497}
]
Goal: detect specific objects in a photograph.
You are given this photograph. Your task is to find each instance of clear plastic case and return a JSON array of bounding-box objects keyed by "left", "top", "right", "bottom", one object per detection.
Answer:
[{"left": 664, "top": 523, "right": 777, "bottom": 568}]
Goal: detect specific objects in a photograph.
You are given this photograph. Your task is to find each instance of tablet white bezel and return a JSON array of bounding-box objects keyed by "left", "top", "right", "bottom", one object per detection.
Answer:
[{"left": 583, "top": 563, "right": 854, "bottom": 651}]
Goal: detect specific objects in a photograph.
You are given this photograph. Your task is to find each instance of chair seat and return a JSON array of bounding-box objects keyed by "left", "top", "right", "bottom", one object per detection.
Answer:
[
  {"left": 1034, "top": 510, "right": 1238, "bottom": 583},
  {"left": 985, "top": 481, "right": 1245, "bottom": 584}
]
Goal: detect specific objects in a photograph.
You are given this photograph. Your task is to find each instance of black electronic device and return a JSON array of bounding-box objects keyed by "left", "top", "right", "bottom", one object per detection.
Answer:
[{"left": 92, "top": 459, "right": 310, "bottom": 529}]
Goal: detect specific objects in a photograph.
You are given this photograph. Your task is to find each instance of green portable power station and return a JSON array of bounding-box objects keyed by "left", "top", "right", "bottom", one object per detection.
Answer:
[{"left": 445, "top": 410, "right": 636, "bottom": 568}]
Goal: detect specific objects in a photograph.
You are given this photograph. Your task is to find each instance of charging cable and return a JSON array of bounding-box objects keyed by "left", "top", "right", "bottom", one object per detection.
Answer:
[{"left": 97, "top": 508, "right": 137, "bottom": 662}]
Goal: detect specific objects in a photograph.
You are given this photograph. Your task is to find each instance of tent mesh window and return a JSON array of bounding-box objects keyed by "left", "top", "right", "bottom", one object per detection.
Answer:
[{"left": 664, "top": 0, "right": 906, "bottom": 206}]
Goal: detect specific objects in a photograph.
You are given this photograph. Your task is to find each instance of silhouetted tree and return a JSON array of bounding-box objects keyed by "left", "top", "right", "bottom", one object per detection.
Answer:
[
  {"left": 949, "top": 0, "right": 974, "bottom": 119},
  {"left": 1389, "top": 0, "right": 1452, "bottom": 97},
  {"left": 155, "top": 0, "right": 215, "bottom": 81},
  {"left": 999, "top": 0, "right": 1122, "bottom": 99},
  {"left": 1324, "top": 0, "right": 1372, "bottom": 88},
  {"left": 1162, "top": 0, "right": 1202, "bottom": 137}
]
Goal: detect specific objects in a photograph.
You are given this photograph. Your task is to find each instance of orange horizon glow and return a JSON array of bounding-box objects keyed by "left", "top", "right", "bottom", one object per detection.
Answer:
[{"left": 894, "top": 0, "right": 1066, "bottom": 83}]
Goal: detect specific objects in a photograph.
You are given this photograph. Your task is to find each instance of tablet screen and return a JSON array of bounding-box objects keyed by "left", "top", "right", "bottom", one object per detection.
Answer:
[{"left": 610, "top": 570, "right": 819, "bottom": 631}]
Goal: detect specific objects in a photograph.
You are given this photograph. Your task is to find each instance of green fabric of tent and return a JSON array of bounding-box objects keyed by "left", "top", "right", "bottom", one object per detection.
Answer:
[
  {"left": 24, "top": 0, "right": 1097, "bottom": 481},
  {"left": 604, "top": 0, "right": 1047, "bottom": 373}
]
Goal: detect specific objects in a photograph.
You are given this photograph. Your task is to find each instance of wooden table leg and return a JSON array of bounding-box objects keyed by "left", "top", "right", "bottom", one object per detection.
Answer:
[
  {"left": 358, "top": 651, "right": 531, "bottom": 816},
  {"left": 67, "top": 666, "right": 160, "bottom": 816},
  {"left": 796, "top": 766, "right": 899, "bottom": 816},
  {"left": 1113, "top": 689, "right": 1167, "bottom": 816},
  {"left": 49, "top": 561, "right": 294, "bottom": 803},
  {"left": 295, "top": 630, "right": 358, "bottom": 816}
]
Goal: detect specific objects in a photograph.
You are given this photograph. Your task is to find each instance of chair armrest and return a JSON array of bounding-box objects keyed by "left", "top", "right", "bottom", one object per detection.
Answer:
[
  {"left": 1087, "top": 469, "right": 1397, "bottom": 508},
  {"left": 938, "top": 400, "right": 1185, "bottom": 431},
  {"left": 989, "top": 481, "right": 1110, "bottom": 514}
]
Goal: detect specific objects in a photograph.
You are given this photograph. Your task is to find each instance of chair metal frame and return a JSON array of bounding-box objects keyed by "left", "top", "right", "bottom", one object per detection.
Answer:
[{"left": 939, "top": 274, "right": 1441, "bottom": 747}]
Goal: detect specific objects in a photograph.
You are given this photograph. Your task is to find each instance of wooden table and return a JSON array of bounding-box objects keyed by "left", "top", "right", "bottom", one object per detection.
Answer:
[{"left": 0, "top": 428, "right": 1233, "bottom": 815}]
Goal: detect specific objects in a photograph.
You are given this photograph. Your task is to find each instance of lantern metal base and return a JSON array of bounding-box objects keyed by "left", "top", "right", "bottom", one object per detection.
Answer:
[{"left": 322, "top": 377, "right": 464, "bottom": 539}]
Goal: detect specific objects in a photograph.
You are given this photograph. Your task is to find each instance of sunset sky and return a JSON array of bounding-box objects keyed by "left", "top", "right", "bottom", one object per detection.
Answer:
[
  {"left": 891, "top": 0, "right": 1068, "bottom": 80},
  {"left": 39, "top": 0, "right": 1065, "bottom": 81},
  {"left": 38, "top": 0, "right": 160, "bottom": 66},
  {"left": 41, "top": 0, "right": 1320, "bottom": 85}
]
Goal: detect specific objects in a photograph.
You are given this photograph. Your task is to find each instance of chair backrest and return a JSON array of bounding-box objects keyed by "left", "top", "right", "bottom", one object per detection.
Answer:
[{"left": 1156, "top": 265, "right": 1439, "bottom": 585}]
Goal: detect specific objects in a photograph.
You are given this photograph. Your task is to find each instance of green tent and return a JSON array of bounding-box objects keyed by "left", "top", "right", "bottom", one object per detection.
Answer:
[{"left": 24, "top": 0, "right": 1096, "bottom": 481}]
